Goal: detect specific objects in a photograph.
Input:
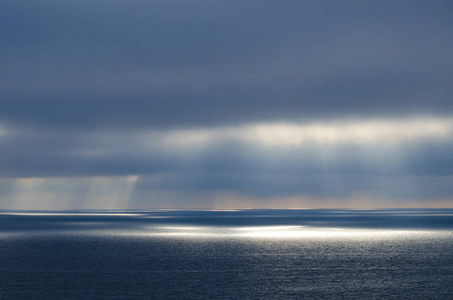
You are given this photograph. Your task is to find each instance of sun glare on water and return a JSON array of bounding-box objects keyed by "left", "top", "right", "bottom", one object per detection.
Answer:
[{"left": 136, "top": 225, "right": 429, "bottom": 240}]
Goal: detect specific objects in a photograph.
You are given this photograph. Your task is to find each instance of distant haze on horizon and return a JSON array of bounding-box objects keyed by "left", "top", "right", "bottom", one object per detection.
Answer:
[{"left": 1, "top": 0, "right": 453, "bottom": 210}]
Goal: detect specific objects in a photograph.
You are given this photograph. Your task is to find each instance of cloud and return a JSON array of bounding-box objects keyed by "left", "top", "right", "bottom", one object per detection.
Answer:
[
  {"left": 0, "top": 1, "right": 452, "bottom": 208},
  {"left": 0, "top": 116, "right": 452, "bottom": 175},
  {"left": 1, "top": 0, "right": 452, "bottom": 130},
  {"left": 159, "top": 117, "right": 453, "bottom": 148},
  {"left": 0, "top": 176, "right": 137, "bottom": 210},
  {"left": 1, "top": 117, "right": 453, "bottom": 208}
]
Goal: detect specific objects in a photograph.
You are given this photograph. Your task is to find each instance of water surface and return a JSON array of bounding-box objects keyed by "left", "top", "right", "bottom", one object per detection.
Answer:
[{"left": 1, "top": 209, "right": 452, "bottom": 299}]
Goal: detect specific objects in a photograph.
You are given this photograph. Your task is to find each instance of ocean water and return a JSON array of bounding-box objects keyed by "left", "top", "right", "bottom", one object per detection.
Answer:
[{"left": 1, "top": 209, "right": 453, "bottom": 299}]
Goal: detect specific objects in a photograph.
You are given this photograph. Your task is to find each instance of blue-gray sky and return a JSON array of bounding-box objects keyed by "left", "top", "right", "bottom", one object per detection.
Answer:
[{"left": 1, "top": 0, "right": 453, "bottom": 209}]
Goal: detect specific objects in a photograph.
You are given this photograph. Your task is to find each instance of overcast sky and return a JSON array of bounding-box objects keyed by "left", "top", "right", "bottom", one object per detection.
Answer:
[{"left": 1, "top": 0, "right": 452, "bottom": 209}]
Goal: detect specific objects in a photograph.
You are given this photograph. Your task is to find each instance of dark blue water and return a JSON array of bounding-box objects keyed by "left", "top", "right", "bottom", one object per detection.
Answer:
[{"left": 1, "top": 209, "right": 453, "bottom": 299}]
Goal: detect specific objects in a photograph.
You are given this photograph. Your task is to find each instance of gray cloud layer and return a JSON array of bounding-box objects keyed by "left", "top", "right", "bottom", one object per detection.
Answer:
[
  {"left": 1, "top": 0, "right": 452, "bottom": 208},
  {"left": 1, "top": 0, "right": 452, "bottom": 129}
]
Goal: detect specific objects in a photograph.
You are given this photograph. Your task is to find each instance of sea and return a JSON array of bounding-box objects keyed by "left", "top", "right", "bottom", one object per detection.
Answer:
[{"left": 1, "top": 209, "right": 453, "bottom": 299}]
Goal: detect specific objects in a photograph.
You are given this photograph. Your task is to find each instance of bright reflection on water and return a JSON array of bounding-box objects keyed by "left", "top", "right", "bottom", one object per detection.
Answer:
[{"left": 130, "top": 225, "right": 450, "bottom": 240}]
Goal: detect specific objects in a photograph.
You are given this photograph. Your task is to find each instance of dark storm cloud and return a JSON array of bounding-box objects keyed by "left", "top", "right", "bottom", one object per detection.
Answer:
[{"left": 1, "top": 0, "right": 452, "bottom": 129}]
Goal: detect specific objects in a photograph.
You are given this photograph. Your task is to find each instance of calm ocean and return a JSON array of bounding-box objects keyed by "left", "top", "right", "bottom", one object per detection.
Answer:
[{"left": 1, "top": 209, "right": 453, "bottom": 299}]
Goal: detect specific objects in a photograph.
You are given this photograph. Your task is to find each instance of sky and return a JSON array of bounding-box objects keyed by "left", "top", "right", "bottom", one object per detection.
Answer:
[{"left": 1, "top": 0, "right": 453, "bottom": 210}]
